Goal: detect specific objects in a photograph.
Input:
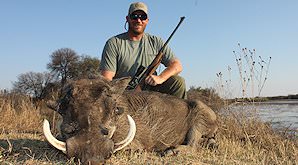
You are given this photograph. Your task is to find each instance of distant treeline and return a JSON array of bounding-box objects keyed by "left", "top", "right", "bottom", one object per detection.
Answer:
[
  {"left": 228, "top": 94, "right": 298, "bottom": 103},
  {"left": 266, "top": 94, "right": 298, "bottom": 100}
]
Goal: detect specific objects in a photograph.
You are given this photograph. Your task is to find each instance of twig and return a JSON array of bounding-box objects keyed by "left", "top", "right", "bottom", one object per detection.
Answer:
[{"left": 5, "top": 138, "right": 13, "bottom": 154}]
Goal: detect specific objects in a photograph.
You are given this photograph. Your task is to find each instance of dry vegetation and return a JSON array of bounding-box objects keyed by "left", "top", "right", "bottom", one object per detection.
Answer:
[{"left": 0, "top": 93, "right": 297, "bottom": 165}]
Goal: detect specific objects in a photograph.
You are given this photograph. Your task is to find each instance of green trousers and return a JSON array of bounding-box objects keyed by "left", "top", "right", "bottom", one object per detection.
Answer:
[{"left": 147, "top": 75, "right": 187, "bottom": 99}]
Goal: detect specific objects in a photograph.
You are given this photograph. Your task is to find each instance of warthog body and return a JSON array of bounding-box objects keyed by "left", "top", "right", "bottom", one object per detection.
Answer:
[{"left": 44, "top": 77, "right": 218, "bottom": 164}]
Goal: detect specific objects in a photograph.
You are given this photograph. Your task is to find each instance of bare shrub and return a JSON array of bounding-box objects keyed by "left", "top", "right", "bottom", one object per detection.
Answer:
[{"left": 187, "top": 86, "right": 225, "bottom": 112}]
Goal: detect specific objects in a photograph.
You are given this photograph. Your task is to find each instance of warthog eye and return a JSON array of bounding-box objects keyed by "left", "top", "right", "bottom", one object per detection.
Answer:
[
  {"left": 115, "top": 107, "right": 124, "bottom": 115},
  {"left": 101, "top": 129, "right": 109, "bottom": 135},
  {"left": 99, "top": 125, "right": 109, "bottom": 135}
]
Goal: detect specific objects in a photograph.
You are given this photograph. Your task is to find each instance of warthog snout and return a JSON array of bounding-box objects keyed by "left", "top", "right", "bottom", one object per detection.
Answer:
[
  {"left": 43, "top": 115, "right": 136, "bottom": 164},
  {"left": 66, "top": 133, "right": 114, "bottom": 164}
]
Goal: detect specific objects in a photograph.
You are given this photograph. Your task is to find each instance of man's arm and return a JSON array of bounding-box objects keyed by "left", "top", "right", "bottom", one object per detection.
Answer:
[
  {"left": 145, "top": 58, "right": 182, "bottom": 86},
  {"left": 100, "top": 70, "right": 116, "bottom": 81}
]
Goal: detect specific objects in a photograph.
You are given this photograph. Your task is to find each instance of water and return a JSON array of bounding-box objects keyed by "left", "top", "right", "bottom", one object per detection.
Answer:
[{"left": 230, "top": 99, "right": 298, "bottom": 130}]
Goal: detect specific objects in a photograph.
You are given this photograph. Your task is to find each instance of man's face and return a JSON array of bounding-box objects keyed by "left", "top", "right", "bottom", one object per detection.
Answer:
[{"left": 127, "top": 10, "right": 148, "bottom": 35}]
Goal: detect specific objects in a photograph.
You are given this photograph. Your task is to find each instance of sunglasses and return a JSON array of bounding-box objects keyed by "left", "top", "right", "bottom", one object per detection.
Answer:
[{"left": 130, "top": 14, "right": 147, "bottom": 21}]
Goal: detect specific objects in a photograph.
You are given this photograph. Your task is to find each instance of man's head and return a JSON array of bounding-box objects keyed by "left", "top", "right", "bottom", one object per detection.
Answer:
[
  {"left": 126, "top": 2, "right": 149, "bottom": 35},
  {"left": 128, "top": 2, "right": 148, "bottom": 16}
]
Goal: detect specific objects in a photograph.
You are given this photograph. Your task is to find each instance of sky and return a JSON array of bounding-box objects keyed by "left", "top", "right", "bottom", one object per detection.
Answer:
[{"left": 1, "top": 0, "right": 297, "bottom": 98}]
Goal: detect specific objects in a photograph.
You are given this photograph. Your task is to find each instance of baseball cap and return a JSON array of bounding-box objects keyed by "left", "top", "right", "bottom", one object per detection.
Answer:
[{"left": 128, "top": 2, "right": 148, "bottom": 15}]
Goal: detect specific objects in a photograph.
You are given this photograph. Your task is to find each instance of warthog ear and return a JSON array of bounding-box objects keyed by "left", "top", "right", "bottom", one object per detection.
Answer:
[{"left": 110, "top": 77, "right": 131, "bottom": 94}]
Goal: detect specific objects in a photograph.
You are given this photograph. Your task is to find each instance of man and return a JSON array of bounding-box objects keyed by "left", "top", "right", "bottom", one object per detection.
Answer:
[{"left": 100, "top": 2, "right": 186, "bottom": 99}]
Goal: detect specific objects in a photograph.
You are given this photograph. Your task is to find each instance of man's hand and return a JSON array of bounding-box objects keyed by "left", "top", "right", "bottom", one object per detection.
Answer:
[
  {"left": 145, "top": 75, "right": 166, "bottom": 86},
  {"left": 145, "top": 59, "right": 182, "bottom": 86},
  {"left": 100, "top": 70, "right": 115, "bottom": 81}
]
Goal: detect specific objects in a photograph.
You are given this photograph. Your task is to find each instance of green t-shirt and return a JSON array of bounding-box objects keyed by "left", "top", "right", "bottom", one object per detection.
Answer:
[{"left": 100, "top": 32, "right": 176, "bottom": 79}]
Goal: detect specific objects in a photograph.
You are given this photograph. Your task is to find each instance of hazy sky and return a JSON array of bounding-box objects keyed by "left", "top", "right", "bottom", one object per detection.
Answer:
[{"left": 1, "top": 0, "right": 297, "bottom": 98}]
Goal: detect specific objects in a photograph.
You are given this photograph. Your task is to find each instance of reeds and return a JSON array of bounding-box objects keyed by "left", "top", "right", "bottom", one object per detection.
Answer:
[
  {"left": 234, "top": 43, "right": 272, "bottom": 98},
  {"left": 216, "top": 43, "right": 272, "bottom": 100}
]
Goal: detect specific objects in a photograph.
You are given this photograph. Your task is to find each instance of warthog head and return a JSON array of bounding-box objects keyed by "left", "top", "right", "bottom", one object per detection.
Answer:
[{"left": 44, "top": 77, "right": 136, "bottom": 164}]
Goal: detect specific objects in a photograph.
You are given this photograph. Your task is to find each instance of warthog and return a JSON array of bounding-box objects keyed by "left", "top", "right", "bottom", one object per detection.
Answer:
[{"left": 43, "top": 77, "right": 218, "bottom": 164}]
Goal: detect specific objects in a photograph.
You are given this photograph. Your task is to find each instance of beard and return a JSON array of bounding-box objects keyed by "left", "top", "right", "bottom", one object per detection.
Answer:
[{"left": 128, "top": 23, "right": 146, "bottom": 35}]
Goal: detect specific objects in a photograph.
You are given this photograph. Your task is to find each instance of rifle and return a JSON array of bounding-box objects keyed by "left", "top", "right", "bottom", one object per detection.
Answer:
[{"left": 126, "top": 16, "right": 185, "bottom": 91}]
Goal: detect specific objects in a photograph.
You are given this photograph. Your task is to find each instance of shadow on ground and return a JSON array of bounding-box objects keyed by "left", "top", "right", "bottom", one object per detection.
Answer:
[{"left": 0, "top": 138, "right": 67, "bottom": 163}]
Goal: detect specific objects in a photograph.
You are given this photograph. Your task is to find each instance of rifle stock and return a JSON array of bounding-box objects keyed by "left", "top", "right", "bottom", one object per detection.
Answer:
[{"left": 126, "top": 17, "right": 185, "bottom": 91}]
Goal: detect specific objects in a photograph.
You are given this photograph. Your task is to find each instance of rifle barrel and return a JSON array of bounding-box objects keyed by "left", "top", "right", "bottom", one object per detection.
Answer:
[{"left": 159, "top": 16, "right": 185, "bottom": 54}]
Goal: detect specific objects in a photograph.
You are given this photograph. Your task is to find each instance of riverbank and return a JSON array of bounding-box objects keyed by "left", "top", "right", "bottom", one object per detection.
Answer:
[{"left": 228, "top": 99, "right": 298, "bottom": 132}]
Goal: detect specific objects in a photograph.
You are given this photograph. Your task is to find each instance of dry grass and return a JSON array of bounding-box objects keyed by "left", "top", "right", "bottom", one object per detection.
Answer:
[
  {"left": 0, "top": 97, "right": 42, "bottom": 133},
  {"left": 0, "top": 94, "right": 297, "bottom": 165}
]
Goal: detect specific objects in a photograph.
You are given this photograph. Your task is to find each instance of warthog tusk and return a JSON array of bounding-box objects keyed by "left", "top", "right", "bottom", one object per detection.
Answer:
[
  {"left": 43, "top": 119, "right": 67, "bottom": 153},
  {"left": 113, "top": 115, "right": 136, "bottom": 152}
]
